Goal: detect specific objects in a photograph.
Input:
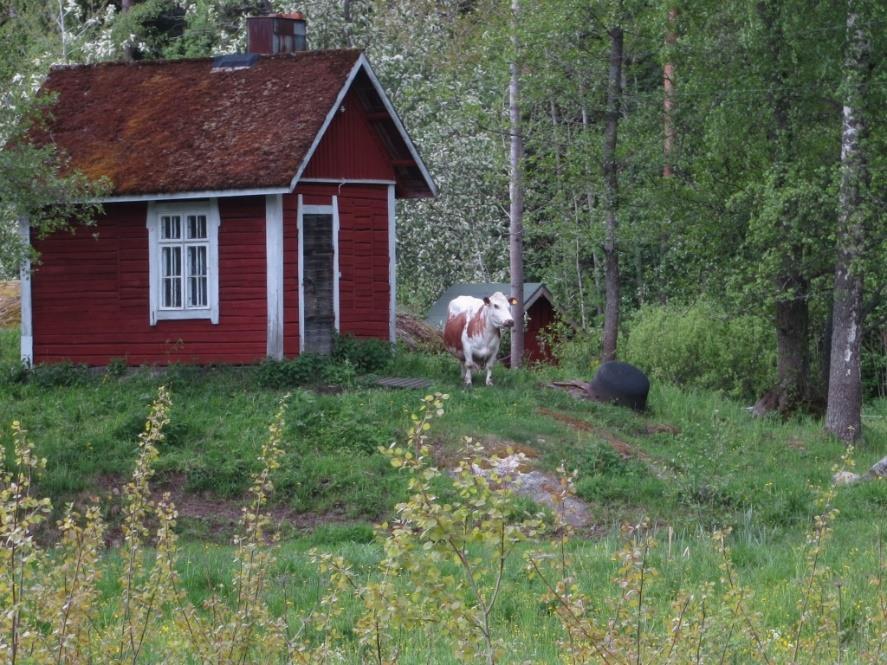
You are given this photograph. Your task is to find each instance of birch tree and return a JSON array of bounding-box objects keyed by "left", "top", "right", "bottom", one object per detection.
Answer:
[{"left": 826, "top": 0, "right": 873, "bottom": 442}]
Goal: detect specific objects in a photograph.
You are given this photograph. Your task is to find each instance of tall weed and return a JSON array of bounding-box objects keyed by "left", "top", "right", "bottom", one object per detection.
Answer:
[{"left": 1, "top": 390, "right": 885, "bottom": 663}]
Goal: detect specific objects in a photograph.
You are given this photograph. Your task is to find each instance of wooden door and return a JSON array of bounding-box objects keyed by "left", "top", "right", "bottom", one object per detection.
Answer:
[{"left": 302, "top": 213, "right": 335, "bottom": 354}]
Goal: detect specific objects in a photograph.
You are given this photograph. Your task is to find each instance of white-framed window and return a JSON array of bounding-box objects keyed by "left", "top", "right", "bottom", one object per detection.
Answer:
[{"left": 147, "top": 199, "right": 221, "bottom": 324}]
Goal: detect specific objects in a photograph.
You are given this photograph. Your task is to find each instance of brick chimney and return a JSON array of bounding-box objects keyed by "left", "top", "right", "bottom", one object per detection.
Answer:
[{"left": 247, "top": 12, "right": 307, "bottom": 54}]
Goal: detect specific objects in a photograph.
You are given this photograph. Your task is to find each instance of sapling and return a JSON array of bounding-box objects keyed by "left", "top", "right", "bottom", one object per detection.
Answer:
[{"left": 0, "top": 421, "right": 52, "bottom": 663}]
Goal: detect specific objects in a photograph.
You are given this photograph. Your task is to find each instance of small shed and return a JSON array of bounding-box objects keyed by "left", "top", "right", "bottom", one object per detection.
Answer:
[{"left": 427, "top": 282, "right": 559, "bottom": 363}]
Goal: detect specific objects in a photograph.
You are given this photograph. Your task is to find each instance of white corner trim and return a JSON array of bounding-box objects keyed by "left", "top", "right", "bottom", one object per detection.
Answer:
[
  {"left": 208, "top": 199, "right": 221, "bottom": 324},
  {"left": 265, "top": 194, "right": 284, "bottom": 360},
  {"left": 146, "top": 198, "right": 221, "bottom": 325},
  {"left": 388, "top": 185, "right": 397, "bottom": 345},
  {"left": 146, "top": 201, "right": 158, "bottom": 325},
  {"left": 297, "top": 195, "right": 340, "bottom": 354},
  {"left": 288, "top": 56, "right": 437, "bottom": 197},
  {"left": 18, "top": 219, "right": 33, "bottom": 366},
  {"left": 297, "top": 195, "right": 305, "bottom": 354},
  {"left": 332, "top": 195, "right": 341, "bottom": 334}
]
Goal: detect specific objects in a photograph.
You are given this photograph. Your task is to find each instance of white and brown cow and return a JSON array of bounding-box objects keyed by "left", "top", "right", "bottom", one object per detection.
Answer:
[{"left": 443, "top": 291, "right": 518, "bottom": 386}]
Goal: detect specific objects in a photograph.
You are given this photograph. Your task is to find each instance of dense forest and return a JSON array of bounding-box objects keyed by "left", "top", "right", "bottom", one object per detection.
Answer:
[{"left": 1, "top": 0, "right": 884, "bottom": 434}]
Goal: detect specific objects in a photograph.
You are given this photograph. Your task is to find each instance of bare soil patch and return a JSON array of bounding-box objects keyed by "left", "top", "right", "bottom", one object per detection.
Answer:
[
  {"left": 536, "top": 408, "right": 676, "bottom": 481},
  {"left": 537, "top": 407, "right": 649, "bottom": 461},
  {"left": 0, "top": 280, "right": 20, "bottom": 327},
  {"left": 153, "top": 474, "right": 352, "bottom": 538},
  {"left": 75, "top": 473, "right": 354, "bottom": 545}
]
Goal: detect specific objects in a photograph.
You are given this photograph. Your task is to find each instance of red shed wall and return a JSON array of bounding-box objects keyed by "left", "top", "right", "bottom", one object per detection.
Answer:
[
  {"left": 283, "top": 183, "right": 390, "bottom": 356},
  {"left": 525, "top": 297, "right": 557, "bottom": 363},
  {"left": 301, "top": 88, "right": 396, "bottom": 181},
  {"left": 31, "top": 198, "right": 267, "bottom": 365}
]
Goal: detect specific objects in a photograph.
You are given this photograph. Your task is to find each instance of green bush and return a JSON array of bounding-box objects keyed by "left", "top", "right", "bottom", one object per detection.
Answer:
[
  {"left": 29, "top": 361, "right": 92, "bottom": 387},
  {"left": 546, "top": 322, "right": 602, "bottom": 373},
  {"left": 106, "top": 357, "right": 129, "bottom": 378},
  {"left": 861, "top": 326, "right": 886, "bottom": 398},
  {"left": 256, "top": 354, "right": 355, "bottom": 389},
  {"left": 332, "top": 334, "right": 393, "bottom": 373},
  {"left": 0, "top": 360, "right": 28, "bottom": 385},
  {"left": 623, "top": 300, "right": 776, "bottom": 399}
]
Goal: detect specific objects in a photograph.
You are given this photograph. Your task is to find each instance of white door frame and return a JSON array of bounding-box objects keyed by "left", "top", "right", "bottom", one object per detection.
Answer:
[{"left": 297, "top": 194, "right": 340, "bottom": 353}]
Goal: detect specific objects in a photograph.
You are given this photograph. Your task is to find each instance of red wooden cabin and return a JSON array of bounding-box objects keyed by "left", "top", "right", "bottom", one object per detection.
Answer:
[{"left": 20, "top": 16, "right": 436, "bottom": 366}]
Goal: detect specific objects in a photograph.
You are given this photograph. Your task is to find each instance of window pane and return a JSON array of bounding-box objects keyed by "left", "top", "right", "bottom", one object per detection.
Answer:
[
  {"left": 187, "top": 215, "right": 207, "bottom": 239},
  {"left": 162, "top": 277, "right": 182, "bottom": 308},
  {"left": 161, "top": 246, "right": 182, "bottom": 308},
  {"left": 161, "top": 215, "right": 181, "bottom": 239},
  {"left": 188, "top": 245, "right": 207, "bottom": 277},
  {"left": 187, "top": 246, "right": 208, "bottom": 307},
  {"left": 162, "top": 247, "right": 182, "bottom": 277}
]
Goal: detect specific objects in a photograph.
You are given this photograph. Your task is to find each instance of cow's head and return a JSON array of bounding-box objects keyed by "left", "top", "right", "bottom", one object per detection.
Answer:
[{"left": 483, "top": 292, "right": 518, "bottom": 329}]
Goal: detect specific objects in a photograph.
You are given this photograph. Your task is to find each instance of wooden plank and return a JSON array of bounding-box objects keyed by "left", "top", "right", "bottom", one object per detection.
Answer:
[{"left": 375, "top": 377, "right": 433, "bottom": 390}]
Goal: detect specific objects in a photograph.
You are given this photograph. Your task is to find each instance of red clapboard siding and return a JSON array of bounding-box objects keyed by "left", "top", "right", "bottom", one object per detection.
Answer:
[
  {"left": 282, "top": 191, "right": 301, "bottom": 357},
  {"left": 525, "top": 297, "right": 557, "bottom": 363},
  {"left": 284, "top": 183, "right": 390, "bottom": 356},
  {"left": 337, "top": 186, "right": 390, "bottom": 336},
  {"left": 301, "top": 88, "right": 396, "bottom": 181},
  {"left": 31, "top": 198, "right": 268, "bottom": 365}
]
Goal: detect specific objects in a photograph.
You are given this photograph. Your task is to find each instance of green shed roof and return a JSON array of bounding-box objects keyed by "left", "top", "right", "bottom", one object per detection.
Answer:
[{"left": 425, "top": 282, "right": 552, "bottom": 329}]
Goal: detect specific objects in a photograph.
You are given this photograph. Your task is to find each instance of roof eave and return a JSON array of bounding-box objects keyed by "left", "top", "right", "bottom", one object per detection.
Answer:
[{"left": 93, "top": 185, "right": 291, "bottom": 204}]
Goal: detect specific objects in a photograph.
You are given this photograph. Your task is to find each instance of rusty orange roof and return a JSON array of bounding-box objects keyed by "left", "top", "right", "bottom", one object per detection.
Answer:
[{"left": 34, "top": 50, "right": 435, "bottom": 198}]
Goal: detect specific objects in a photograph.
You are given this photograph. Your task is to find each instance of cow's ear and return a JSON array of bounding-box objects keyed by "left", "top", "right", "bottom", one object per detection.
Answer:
[
  {"left": 483, "top": 296, "right": 491, "bottom": 305},
  {"left": 509, "top": 297, "right": 519, "bottom": 305}
]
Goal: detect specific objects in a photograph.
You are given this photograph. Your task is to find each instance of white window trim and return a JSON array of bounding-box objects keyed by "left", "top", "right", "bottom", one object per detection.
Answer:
[
  {"left": 147, "top": 199, "right": 221, "bottom": 325},
  {"left": 388, "top": 184, "right": 396, "bottom": 345},
  {"left": 297, "top": 194, "right": 340, "bottom": 353}
]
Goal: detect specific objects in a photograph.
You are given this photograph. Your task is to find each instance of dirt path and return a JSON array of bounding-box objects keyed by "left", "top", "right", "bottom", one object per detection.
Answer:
[{"left": 536, "top": 407, "right": 676, "bottom": 480}]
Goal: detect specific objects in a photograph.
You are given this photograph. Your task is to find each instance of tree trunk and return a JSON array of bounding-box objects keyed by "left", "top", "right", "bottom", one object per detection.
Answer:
[
  {"left": 776, "top": 278, "right": 810, "bottom": 407},
  {"left": 509, "top": 0, "right": 525, "bottom": 369},
  {"left": 753, "top": 1, "right": 811, "bottom": 414},
  {"left": 601, "top": 26, "right": 623, "bottom": 363},
  {"left": 826, "top": 0, "right": 870, "bottom": 442}
]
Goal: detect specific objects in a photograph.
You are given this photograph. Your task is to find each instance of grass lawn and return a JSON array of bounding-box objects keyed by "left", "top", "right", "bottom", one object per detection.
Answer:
[{"left": 1, "top": 326, "right": 886, "bottom": 661}]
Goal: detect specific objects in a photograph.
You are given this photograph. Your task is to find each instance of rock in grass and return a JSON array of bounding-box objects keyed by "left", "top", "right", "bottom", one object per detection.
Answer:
[
  {"left": 833, "top": 470, "right": 862, "bottom": 486},
  {"left": 832, "top": 456, "right": 887, "bottom": 486},
  {"left": 868, "top": 456, "right": 887, "bottom": 479}
]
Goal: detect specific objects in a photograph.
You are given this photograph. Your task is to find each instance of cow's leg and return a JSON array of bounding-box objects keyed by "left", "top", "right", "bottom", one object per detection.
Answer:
[
  {"left": 463, "top": 362, "right": 473, "bottom": 387},
  {"left": 484, "top": 358, "right": 496, "bottom": 386},
  {"left": 461, "top": 342, "right": 477, "bottom": 387}
]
